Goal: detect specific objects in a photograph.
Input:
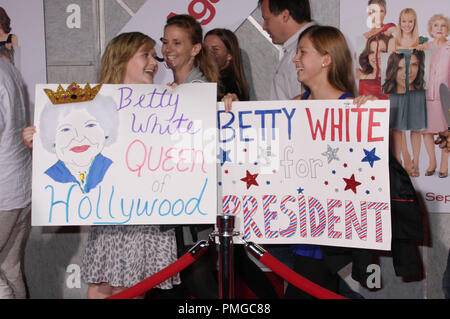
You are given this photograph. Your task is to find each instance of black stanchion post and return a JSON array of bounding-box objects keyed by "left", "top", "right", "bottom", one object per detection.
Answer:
[{"left": 216, "top": 214, "right": 235, "bottom": 299}]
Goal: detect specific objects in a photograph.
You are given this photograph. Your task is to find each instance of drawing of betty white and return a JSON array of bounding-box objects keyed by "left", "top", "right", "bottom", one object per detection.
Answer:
[{"left": 39, "top": 83, "right": 119, "bottom": 194}]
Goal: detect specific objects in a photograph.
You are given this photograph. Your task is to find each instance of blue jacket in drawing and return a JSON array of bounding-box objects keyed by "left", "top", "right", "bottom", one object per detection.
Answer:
[{"left": 45, "top": 153, "right": 112, "bottom": 194}]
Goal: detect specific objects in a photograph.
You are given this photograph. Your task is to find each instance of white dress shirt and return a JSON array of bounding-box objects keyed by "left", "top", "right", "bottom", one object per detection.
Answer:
[
  {"left": 0, "top": 58, "right": 32, "bottom": 210},
  {"left": 269, "top": 21, "right": 316, "bottom": 101}
]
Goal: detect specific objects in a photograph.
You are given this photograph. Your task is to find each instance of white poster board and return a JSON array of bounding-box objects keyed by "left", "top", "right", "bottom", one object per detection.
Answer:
[
  {"left": 32, "top": 83, "right": 218, "bottom": 226},
  {"left": 218, "top": 100, "right": 392, "bottom": 251}
]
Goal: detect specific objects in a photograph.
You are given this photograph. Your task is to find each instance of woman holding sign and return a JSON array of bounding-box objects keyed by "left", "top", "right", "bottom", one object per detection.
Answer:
[
  {"left": 222, "top": 25, "right": 375, "bottom": 298},
  {"left": 286, "top": 25, "right": 376, "bottom": 298},
  {"left": 79, "top": 32, "right": 180, "bottom": 299}
]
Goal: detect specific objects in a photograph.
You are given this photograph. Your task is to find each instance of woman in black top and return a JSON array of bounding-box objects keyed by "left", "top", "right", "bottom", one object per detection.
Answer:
[{"left": 205, "top": 28, "right": 250, "bottom": 102}]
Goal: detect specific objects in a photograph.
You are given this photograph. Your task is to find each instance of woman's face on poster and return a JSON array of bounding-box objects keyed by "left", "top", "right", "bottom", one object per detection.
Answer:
[
  {"left": 430, "top": 19, "right": 448, "bottom": 40},
  {"left": 55, "top": 109, "right": 106, "bottom": 168},
  {"left": 400, "top": 13, "right": 415, "bottom": 34},
  {"left": 395, "top": 54, "right": 419, "bottom": 93},
  {"left": 368, "top": 39, "right": 387, "bottom": 71},
  {"left": 367, "top": 4, "right": 386, "bottom": 28}
]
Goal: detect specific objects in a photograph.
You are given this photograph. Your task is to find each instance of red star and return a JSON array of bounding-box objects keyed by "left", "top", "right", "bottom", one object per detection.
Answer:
[
  {"left": 241, "top": 170, "right": 259, "bottom": 189},
  {"left": 343, "top": 174, "right": 361, "bottom": 194}
]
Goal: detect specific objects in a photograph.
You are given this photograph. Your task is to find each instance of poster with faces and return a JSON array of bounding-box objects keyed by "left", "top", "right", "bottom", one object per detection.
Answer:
[
  {"left": 341, "top": 0, "right": 450, "bottom": 214},
  {"left": 342, "top": 0, "right": 447, "bottom": 94},
  {"left": 32, "top": 83, "right": 218, "bottom": 226}
]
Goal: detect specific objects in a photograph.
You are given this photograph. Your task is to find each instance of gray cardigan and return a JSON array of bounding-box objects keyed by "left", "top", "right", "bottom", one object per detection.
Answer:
[{"left": 183, "top": 67, "right": 207, "bottom": 83}]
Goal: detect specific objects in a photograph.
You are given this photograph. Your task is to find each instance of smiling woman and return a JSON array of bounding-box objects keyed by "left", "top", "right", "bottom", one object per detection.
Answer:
[
  {"left": 161, "top": 14, "right": 219, "bottom": 86},
  {"left": 39, "top": 93, "right": 119, "bottom": 194}
]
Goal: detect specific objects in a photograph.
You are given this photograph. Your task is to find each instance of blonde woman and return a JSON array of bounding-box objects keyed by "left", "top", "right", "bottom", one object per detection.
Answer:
[
  {"left": 387, "top": 8, "right": 427, "bottom": 177},
  {"left": 81, "top": 32, "right": 180, "bottom": 299},
  {"left": 288, "top": 25, "right": 374, "bottom": 298}
]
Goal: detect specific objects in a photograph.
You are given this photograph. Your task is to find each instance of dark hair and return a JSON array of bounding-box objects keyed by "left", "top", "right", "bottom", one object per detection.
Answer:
[
  {"left": 368, "top": 0, "right": 386, "bottom": 10},
  {"left": 165, "top": 14, "right": 219, "bottom": 84},
  {"left": 205, "top": 28, "right": 249, "bottom": 101},
  {"left": 359, "top": 33, "right": 390, "bottom": 75},
  {"left": 382, "top": 50, "right": 426, "bottom": 94},
  {"left": 0, "top": 7, "right": 11, "bottom": 34},
  {"left": 0, "top": 44, "right": 14, "bottom": 63},
  {"left": 409, "top": 50, "right": 426, "bottom": 91},
  {"left": 258, "top": 0, "right": 311, "bottom": 24}
]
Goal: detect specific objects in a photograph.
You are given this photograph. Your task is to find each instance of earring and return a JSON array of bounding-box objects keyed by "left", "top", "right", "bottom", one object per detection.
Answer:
[{"left": 322, "top": 63, "right": 326, "bottom": 67}]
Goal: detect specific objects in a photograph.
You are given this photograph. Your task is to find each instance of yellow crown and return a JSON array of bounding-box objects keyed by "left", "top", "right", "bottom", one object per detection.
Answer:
[{"left": 44, "top": 82, "right": 102, "bottom": 105}]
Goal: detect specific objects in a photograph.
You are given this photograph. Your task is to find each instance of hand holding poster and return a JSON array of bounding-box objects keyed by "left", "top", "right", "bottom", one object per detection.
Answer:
[
  {"left": 32, "top": 83, "right": 392, "bottom": 251},
  {"left": 218, "top": 100, "right": 392, "bottom": 251},
  {"left": 32, "top": 83, "right": 218, "bottom": 226}
]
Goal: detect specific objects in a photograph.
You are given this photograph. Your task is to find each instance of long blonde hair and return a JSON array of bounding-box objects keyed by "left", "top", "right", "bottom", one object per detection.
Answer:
[
  {"left": 395, "top": 8, "right": 419, "bottom": 47},
  {"left": 299, "top": 25, "right": 356, "bottom": 97},
  {"left": 98, "top": 32, "right": 155, "bottom": 84}
]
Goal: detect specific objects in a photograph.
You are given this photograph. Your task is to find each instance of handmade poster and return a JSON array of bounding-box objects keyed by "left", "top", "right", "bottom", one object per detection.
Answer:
[
  {"left": 119, "top": 0, "right": 258, "bottom": 85},
  {"left": 341, "top": 0, "right": 450, "bottom": 214},
  {"left": 32, "top": 83, "right": 218, "bottom": 226},
  {"left": 218, "top": 100, "right": 392, "bottom": 251}
]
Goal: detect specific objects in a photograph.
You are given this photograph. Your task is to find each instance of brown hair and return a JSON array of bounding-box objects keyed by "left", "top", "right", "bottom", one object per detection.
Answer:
[
  {"left": 382, "top": 50, "right": 426, "bottom": 94},
  {"left": 298, "top": 25, "right": 356, "bottom": 97},
  {"left": 368, "top": 0, "right": 386, "bottom": 11},
  {"left": 0, "top": 7, "right": 11, "bottom": 34},
  {"left": 98, "top": 32, "right": 155, "bottom": 84},
  {"left": 359, "top": 33, "right": 391, "bottom": 75},
  {"left": 205, "top": 28, "right": 249, "bottom": 100},
  {"left": 165, "top": 14, "right": 219, "bottom": 84}
]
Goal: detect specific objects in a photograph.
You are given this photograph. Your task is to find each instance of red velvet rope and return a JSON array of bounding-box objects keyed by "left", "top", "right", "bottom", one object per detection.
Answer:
[
  {"left": 106, "top": 250, "right": 204, "bottom": 299},
  {"left": 259, "top": 252, "right": 347, "bottom": 299},
  {"left": 106, "top": 240, "right": 346, "bottom": 299}
]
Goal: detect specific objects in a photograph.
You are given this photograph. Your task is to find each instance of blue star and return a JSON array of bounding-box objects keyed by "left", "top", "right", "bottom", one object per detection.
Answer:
[
  {"left": 218, "top": 147, "right": 231, "bottom": 166},
  {"left": 361, "top": 148, "right": 381, "bottom": 168},
  {"left": 297, "top": 187, "right": 304, "bottom": 194}
]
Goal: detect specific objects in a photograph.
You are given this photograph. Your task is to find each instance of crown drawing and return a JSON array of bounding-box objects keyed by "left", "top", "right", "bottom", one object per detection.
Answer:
[{"left": 44, "top": 82, "right": 102, "bottom": 105}]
